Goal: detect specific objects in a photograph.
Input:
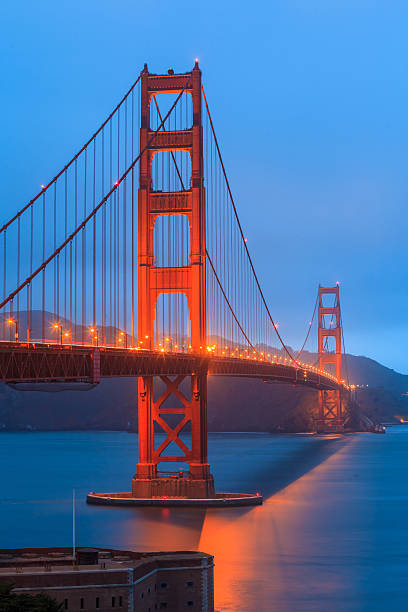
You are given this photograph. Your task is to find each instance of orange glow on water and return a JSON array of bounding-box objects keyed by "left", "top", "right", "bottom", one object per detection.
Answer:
[{"left": 198, "top": 436, "right": 353, "bottom": 610}]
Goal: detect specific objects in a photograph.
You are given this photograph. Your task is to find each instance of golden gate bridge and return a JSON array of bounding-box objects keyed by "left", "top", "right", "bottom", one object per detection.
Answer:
[{"left": 0, "top": 62, "right": 349, "bottom": 504}]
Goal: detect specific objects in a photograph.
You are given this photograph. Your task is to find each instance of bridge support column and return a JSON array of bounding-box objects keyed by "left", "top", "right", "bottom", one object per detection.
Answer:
[
  {"left": 132, "top": 62, "right": 216, "bottom": 499},
  {"left": 316, "top": 285, "right": 345, "bottom": 433},
  {"left": 134, "top": 376, "right": 156, "bottom": 479},
  {"left": 132, "top": 369, "right": 215, "bottom": 499},
  {"left": 316, "top": 389, "right": 344, "bottom": 433}
]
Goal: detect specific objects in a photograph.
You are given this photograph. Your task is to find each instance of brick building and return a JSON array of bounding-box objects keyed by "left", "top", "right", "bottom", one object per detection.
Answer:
[{"left": 0, "top": 547, "right": 214, "bottom": 611}]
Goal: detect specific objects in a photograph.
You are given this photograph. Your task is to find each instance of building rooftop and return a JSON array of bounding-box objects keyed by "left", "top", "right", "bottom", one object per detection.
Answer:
[{"left": 0, "top": 547, "right": 212, "bottom": 576}]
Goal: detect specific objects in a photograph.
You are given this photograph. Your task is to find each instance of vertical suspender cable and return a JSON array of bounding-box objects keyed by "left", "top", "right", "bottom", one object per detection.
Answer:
[
  {"left": 17, "top": 218, "right": 20, "bottom": 336},
  {"left": 2, "top": 231, "right": 6, "bottom": 339},
  {"left": 74, "top": 160, "right": 78, "bottom": 341},
  {"left": 124, "top": 98, "right": 128, "bottom": 338},
  {"left": 102, "top": 128, "right": 106, "bottom": 345},
  {"left": 113, "top": 190, "right": 117, "bottom": 342},
  {"left": 29, "top": 203, "right": 33, "bottom": 336},
  {"left": 82, "top": 148, "right": 87, "bottom": 342},
  {"left": 54, "top": 184, "right": 57, "bottom": 326},
  {"left": 64, "top": 172, "right": 68, "bottom": 328},
  {"left": 42, "top": 192, "right": 45, "bottom": 340},
  {"left": 109, "top": 119, "right": 113, "bottom": 344},
  {"left": 93, "top": 139, "right": 96, "bottom": 327},
  {"left": 131, "top": 89, "right": 135, "bottom": 345}
]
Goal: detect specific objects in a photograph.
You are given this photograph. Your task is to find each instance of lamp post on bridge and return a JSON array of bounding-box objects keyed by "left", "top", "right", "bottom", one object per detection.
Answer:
[
  {"left": 7, "top": 318, "right": 19, "bottom": 342},
  {"left": 53, "top": 323, "right": 63, "bottom": 345},
  {"left": 89, "top": 328, "right": 99, "bottom": 347}
]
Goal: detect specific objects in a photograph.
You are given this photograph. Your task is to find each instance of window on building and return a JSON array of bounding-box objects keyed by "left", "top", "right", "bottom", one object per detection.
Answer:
[
  {"left": 141, "top": 592, "right": 144, "bottom": 599},
  {"left": 186, "top": 580, "right": 194, "bottom": 588},
  {"left": 160, "top": 582, "right": 168, "bottom": 590},
  {"left": 112, "top": 596, "right": 116, "bottom": 607},
  {"left": 96, "top": 597, "right": 100, "bottom": 609},
  {"left": 80, "top": 598, "right": 84, "bottom": 609},
  {"left": 119, "top": 596, "right": 123, "bottom": 607},
  {"left": 159, "top": 604, "right": 168, "bottom": 609},
  {"left": 64, "top": 600, "right": 68, "bottom": 610},
  {"left": 187, "top": 602, "right": 194, "bottom": 608}
]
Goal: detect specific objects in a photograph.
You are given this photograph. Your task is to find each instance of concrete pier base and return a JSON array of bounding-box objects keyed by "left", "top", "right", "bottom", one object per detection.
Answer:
[
  {"left": 131, "top": 475, "right": 215, "bottom": 499},
  {"left": 315, "top": 419, "right": 344, "bottom": 434},
  {"left": 87, "top": 491, "right": 263, "bottom": 507},
  {"left": 87, "top": 471, "right": 262, "bottom": 507}
]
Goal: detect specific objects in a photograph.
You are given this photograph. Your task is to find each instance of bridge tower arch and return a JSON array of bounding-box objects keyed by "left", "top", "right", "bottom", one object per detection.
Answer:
[
  {"left": 133, "top": 62, "right": 214, "bottom": 498},
  {"left": 316, "top": 284, "right": 344, "bottom": 433}
]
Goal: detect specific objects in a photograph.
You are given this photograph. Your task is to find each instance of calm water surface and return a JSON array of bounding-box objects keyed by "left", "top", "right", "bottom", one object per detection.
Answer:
[{"left": 1, "top": 428, "right": 407, "bottom": 611}]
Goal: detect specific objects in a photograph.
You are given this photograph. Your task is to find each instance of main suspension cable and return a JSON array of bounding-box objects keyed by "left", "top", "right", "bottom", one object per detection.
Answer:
[
  {"left": 201, "top": 84, "right": 300, "bottom": 365},
  {"left": 295, "top": 293, "right": 318, "bottom": 360},
  {"left": 0, "top": 78, "right": 191, "bottom": 311},
  {"left": 0, "top": 74, "right": 142, "bottom": 234},
  {"left": 152, "top": 94, "right": 256, "bottom": 352},
  {"left": 340, "top": 310, "right": 350, "bottom": 386}
]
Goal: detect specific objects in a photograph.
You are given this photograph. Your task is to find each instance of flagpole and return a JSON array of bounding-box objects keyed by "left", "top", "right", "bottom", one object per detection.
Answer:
[{"left": 73, "top": 488, "right": 76, "bottom": 562}]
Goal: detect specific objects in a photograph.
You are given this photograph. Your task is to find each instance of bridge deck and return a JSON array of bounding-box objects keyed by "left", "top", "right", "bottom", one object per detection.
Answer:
[{"left": 0, "top": 342, "right": 339, "bottom": 391}]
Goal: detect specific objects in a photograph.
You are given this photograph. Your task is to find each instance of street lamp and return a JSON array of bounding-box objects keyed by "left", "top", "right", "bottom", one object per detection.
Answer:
[
  {"left": 53, "top": 323, "right": 63, "bottom": 344},
  {"left": 89, "top": 327, "right": 99, "bottom": 347},
  {"left": 7, "top": 318, "right": 19, "bottom": 342},
  {"left": 119, "top": 331, "right": 127, "bottom": 348}
]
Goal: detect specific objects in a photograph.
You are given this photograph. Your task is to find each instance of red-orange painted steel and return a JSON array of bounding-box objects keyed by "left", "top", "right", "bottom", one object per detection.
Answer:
[
  {"left": 135, "top": 63, "right": 211, "bottom": 486},
  {"left": 0, "top": 342, "right": 340, "bottom": 390},
  {"left": 316, "top": 284, "right": 344, "bottom": 432}
]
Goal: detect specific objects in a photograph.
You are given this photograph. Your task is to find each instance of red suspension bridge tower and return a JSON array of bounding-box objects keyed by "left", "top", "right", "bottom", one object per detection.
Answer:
[
  {"left": 132, "top": 62, "right": 214, "bottom": 498},
  {"left": 316, "top": 284, "right": 344, "bottom": 433}
]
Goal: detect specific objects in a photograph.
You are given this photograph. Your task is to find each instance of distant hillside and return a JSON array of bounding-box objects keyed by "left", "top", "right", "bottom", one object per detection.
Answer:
[
  {"left": 0, "top": 310, "right": 128, "bottom": 346},
  {"left": 342, "top": 354, "right": 408, "bottom": 393},
  {"left": 0, "top": 350, "right": 406, "bottom": 432},
  {"left": 298, "top": 349, "right": 408, "bottom": 394}
]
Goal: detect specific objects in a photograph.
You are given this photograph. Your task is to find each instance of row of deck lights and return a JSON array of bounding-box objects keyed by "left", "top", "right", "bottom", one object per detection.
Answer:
[
  {"left": 111, "top": 330, "right": 342, "bottom": 384},
  {"left": 4, "top": 320, "right": 343, "bottom": 386}
]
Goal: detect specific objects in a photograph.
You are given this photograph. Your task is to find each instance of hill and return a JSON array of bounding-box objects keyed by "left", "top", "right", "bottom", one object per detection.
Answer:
[{"left": 0, "top": 350, "right": 406, "bottom": 432}]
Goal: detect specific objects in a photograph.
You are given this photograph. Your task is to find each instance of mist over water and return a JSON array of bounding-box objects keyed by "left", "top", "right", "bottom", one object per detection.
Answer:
[{"left": 1, "top": 429, "right": 407, "bottom": 611}]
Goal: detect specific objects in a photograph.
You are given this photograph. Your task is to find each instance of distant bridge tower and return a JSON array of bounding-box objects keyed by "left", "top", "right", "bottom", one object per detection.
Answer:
[
  {"left": 316, "top": 284, "right": 344, "bottom": 433},
  {"left": 132, "top": 62, "right": 214, "bottom": 498}
]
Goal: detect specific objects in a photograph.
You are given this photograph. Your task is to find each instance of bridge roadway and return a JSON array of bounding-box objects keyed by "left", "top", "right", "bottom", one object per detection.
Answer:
[{"left": 0, "top": 341, "right": 340, "bottom": 391}]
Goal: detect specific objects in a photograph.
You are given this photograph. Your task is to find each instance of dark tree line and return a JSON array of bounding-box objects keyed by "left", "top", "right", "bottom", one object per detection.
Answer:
[{"left": 0, "top": 584, "right": 63, "bottom": 611}]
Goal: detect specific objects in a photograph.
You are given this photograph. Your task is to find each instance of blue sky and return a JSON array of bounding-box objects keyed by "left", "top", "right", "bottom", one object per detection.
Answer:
[{"left": 1, "top": 1, "right": 407, "bottom": 373}]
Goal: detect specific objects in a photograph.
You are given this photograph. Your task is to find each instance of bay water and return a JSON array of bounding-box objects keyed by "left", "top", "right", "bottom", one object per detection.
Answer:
[{"left": 1, "top": 428, "right": 407, "bottom": 611}]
